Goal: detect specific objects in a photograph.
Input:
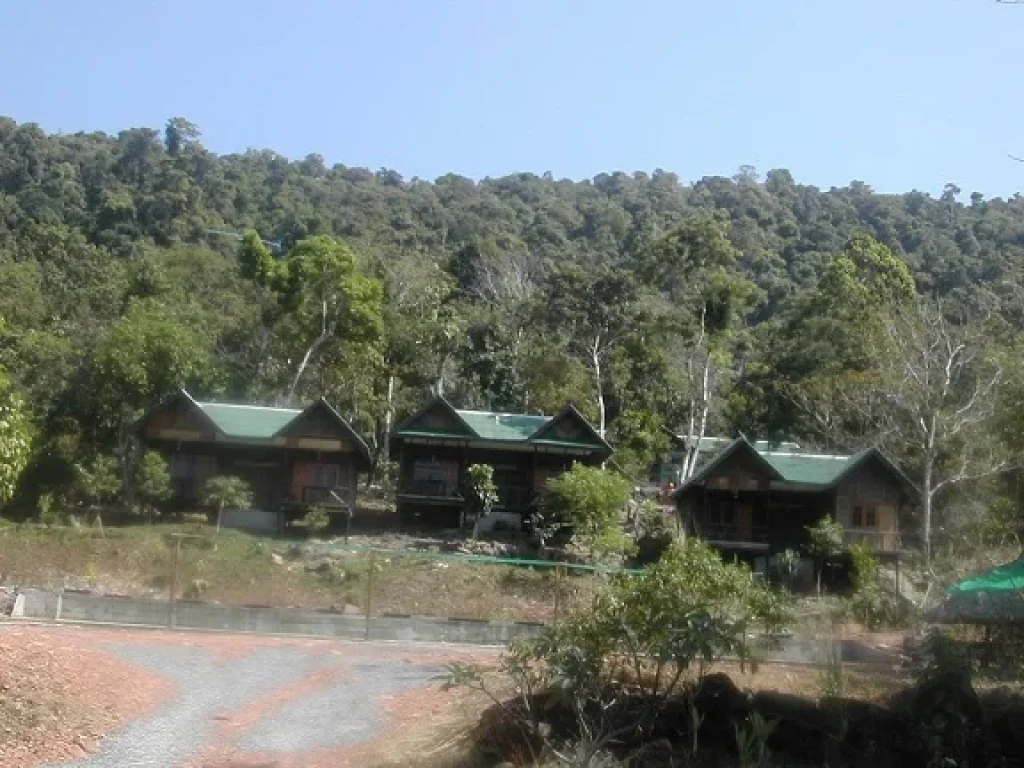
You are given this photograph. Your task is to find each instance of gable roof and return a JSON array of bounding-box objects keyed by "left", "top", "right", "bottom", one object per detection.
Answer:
[
  {"left": 137, "top": 389, "right": 369, "bottom": 463},
  {"left": 393, "top": 397, "right": 611, "bottom": 454},
  {"left": 392, "top": 396, "right": 478, "bottom": 440},
  {"left": 529, "top": 403, "right": 613, "bottom": 453},
  {"left": 675, "top": 438, "right": 786, "bottom": 495},
  {"left": 197, "top": 401, "right": 300, "bottom": 439},
  {"left": 277, "top": 399, "right": 372, "bottom": 467},
  {"left": 457, "top": 409, "right": 549, "bottom": 442},
  {"left": 673, "top": 437, "right": 913, "bottom": 497}
]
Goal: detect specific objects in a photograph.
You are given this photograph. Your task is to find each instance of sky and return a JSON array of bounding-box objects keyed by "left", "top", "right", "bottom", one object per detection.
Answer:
[{"left": 2, "top": 0, "right": 1023, "bottom": 197}]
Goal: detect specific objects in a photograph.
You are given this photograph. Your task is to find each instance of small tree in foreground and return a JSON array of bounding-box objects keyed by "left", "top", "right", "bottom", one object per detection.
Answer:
[
  {"left": 444, "top": 539, "right": 790, "bottom": 766},
  {"left": 805, "top": 516, "right": 845, "bottom": 596},
  {"left": 463, "top": 463, "right": 498, "bottom": 535},
  {"left": 74, "top": 454, "right": 122, "bottom": 532},
  {"left": 202, "top": 475, "right": 254, "bottom": 534},
  {"left": 136, "top": 450, "right": 172, "bottom": 523},
  {"left": 544, "top": 464, "right": 633, "bottom": 560}
]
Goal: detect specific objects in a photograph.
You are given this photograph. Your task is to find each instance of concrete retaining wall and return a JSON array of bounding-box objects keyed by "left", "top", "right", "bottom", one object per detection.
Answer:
[{"left": 13, "top": 588, "right": 544, "bottom": 646}]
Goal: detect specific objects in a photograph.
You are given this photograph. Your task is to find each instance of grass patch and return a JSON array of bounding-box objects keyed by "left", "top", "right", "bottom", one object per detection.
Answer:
[{"left": 0, "top": 523, "right": 611, "bottom": 621}]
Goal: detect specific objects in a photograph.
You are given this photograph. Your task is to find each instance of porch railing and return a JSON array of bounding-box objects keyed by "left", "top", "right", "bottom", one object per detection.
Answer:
[
  {"left": 843, "top": 529, "right": 901, "bottom": 552},
  {"left": 700, "top": 524, "right": 770, "bottom": 544},
  {"left": 300, "top": 485, "right": 352, "bottom": 508},
  {"left": 398, "top": 479, "right": 461, "bottom": 498}
]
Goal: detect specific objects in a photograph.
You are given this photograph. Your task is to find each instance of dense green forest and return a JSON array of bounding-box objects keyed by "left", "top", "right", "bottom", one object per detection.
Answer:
[{"left": 2, "top": 115, "right": 1024, "bottom": 555}]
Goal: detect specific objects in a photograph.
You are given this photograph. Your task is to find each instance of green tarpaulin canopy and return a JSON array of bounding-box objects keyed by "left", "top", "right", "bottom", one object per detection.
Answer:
[
  {"left": 926, "top": 557, "right": 1024, "bottom": 624},
  {"left": 948, "top": 558, "right": 1024, "bottom": 595}
]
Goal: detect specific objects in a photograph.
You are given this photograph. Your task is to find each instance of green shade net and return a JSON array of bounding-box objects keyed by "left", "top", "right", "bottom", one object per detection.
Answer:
[
  {"left": 948, "top": 557, "right": 1024, "bottom": 595},
  {"left": 926, "top": 557, "right": 1024, "bottom": 624}
]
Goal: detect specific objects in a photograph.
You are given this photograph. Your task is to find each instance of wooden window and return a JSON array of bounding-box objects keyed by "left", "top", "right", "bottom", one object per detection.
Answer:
[
  {"left": 852, "top": 505, "right": 864, "bottom": 528},
  {"left": 865, "top": 506, "right": 877, "bottom": 528}
]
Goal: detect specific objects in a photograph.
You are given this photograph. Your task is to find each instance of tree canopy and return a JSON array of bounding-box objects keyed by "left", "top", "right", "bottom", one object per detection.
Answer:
[{"left": 2, "top": 114, "right": 1024, "bottom": 552}]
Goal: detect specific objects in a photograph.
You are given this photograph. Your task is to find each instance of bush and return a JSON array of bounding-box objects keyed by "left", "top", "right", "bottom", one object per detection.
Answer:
[
  {"left": 303, "top": 506, "right": 332, "bottom": 537},
  {"left": 849, "top": 542, "right": 914, "bottom": 629},
  {"left": 544, "top": 464, "right": 633, "bottom": 561},
  {"left": 445, "top": 539, "right": 791, "bottom": 764}
]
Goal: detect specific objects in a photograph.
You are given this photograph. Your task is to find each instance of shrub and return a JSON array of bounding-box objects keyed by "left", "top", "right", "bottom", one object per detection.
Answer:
[
  {"left": 849, "top": 542, "right": 914, "bottom": 629},
  {"left": 303, "top": 505, "right": 332, "bottom": 537},
  {"left": 544, "top": 464, "right": 633, "bottom": 561},
  {"left": 464, "top": 463, "right": 498, "bottom": 532},
  {"left": 804, "top": 516, "right": 844, "bottom": 595},
  {"left": 444, "top": 538, "right": 791, "bottom": 764}
]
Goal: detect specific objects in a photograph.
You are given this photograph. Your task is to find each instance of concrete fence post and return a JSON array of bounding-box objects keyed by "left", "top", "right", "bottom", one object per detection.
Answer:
[{"left": 364, "top": 550, "right": 375, "bottom": 641}]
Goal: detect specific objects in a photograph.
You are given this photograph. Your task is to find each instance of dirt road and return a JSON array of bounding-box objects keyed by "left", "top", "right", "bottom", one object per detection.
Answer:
[{"left": 0, "top": 624, "right": 491, "bottom": 767}]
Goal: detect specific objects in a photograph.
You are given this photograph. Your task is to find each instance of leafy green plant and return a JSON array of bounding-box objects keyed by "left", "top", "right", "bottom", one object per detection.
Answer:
[
  {"left": 302, "top": 505, "right": 332, "bottom": 537},
  {"left": 0, "top": 362, "right": 32, "bottom": 508},
  {"left": 544, "top": 464, "right": 633, "bottom": 561},
  {"left": 201, "top": 475, "right": 254, "bottom": 534},
  {"left": 818, "top": 637, "right": 845, "bottom": 700},
  {"left": 445, "top": 539, "right": 790, "bottom": 766},
  {"left": 770, "top": 548, "right": 800, "bottom": 591},
  {"left": 36, "top": 492, "right": 66, "bottom": 527},
  {"left": 804, "top": 516, "right": 844, "bottom": 595},
  {"left": 135, "top": 450, "right": 172, "bottom": 523},
  {"left": 735, "top": 711, "right": 779, "bottom": 768},
  {"left": 464, "top": 463, "right": 498, "bottom": 534}
]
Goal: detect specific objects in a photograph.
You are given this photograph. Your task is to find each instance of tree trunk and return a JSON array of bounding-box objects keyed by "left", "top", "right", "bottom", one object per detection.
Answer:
[
  {"left": 591, "top": 337, "right": 606, "bottom": 439},
  {"left": 922, "top": 460, "right": 933, "bottom": 562},
  {"left": 381, "top": 374, "right": 395, "bottom": 491},
  {"left": 287, "top": 299, "right": 333, "bottom": 402}
]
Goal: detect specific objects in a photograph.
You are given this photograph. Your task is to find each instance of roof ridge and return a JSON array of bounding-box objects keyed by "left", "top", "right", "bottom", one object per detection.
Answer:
[
  {"left": 197, "top": 401, "right": 301, "bottom": 413},
  {"left": 760, "top": 451, "right": 852, "bottom": 460},
  {"left": 455, "top": 408, "right": 550, "bottom": 419}
]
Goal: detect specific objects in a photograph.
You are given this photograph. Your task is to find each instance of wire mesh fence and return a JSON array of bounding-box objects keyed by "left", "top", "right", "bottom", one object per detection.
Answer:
[{"left": 154, "top": 530, "right": 638, "bottom": 626}]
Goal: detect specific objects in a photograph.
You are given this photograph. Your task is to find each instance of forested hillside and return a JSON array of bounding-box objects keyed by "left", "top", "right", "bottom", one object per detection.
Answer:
[{"left": 2, "top": 115, "right": 1024, "bottom": 552}]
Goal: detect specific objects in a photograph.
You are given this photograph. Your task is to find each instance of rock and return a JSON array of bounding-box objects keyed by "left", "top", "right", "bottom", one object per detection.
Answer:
[
  {"left": 303, "top": 559, "right": 334, "bottom": 574},
  {"left": 270, "top": 553, "right": 285, "bottom": 566}
]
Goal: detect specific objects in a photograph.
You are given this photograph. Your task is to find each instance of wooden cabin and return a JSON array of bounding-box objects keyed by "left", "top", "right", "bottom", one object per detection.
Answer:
[
  {"left": 137, "top": 389, "right": 371, "bottom": 530},
  {"left": 672, "top": 437, "right": 915, "bottom": 561},
  {"left": 390, "top": 397, "right": 612, "bottom": 528}
]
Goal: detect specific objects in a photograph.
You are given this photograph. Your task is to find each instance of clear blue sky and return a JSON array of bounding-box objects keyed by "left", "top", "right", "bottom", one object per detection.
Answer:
[{"left": 3, "top": 1, "right": 1023, "bottom": 197}]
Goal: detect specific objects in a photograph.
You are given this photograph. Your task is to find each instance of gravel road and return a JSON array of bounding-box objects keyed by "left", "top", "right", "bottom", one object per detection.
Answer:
[{"left": 43, "top": 638, "right": 458, "bottom": 768}]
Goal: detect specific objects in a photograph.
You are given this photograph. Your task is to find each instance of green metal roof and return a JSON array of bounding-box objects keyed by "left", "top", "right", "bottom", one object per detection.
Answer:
[
  {"left": 196, "top": 402, "right": 300, "bottom": 439},
  {"left": 760, "top": 451, "right": 859, "bottom": 486},
  {"left": 455, "top": 410, "right": 550, "bottom": 442}
]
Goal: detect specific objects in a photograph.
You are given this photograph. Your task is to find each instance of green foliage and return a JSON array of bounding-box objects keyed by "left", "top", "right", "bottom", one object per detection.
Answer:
[
  {"left": 544, "top": 464, "right": 633, "bottom": 560},
  {"left": 464, "top": 463, "right": 498, "bottom": 527},
  {"left": 0, "top": 366, "right": 32, "bottom": 507},
  {"left": 610, "top": 409, "right": 670, "bottom": 481},
  {"left": 201, "top": 475, "right": 254, "bottom": 512},
  {"left": 735, "top": 711, "right": 779, "bottom": 768},
  {"left": 74, "top": 454, "right": 122, "bottom": 506},
  {"left": 805, "top": 516, "right": 844, "bottom": 558},
  {"left": 805, "top": 516, "right": 845, "bottom": 595},
  {"left": 36, "top": 491, "right": 65, "bottom": 527},
  {"left": 444, "top": 538, "right": 789, "bottom": 763},
  {"left": 302, "top": 505, "right": 332, "bottom": 536},
  {"left": 3, "top": 112, "right": 1024, "bottom": 562},
  {"left": 135, "top": 450, "right": 171, "bottom": 519}
]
